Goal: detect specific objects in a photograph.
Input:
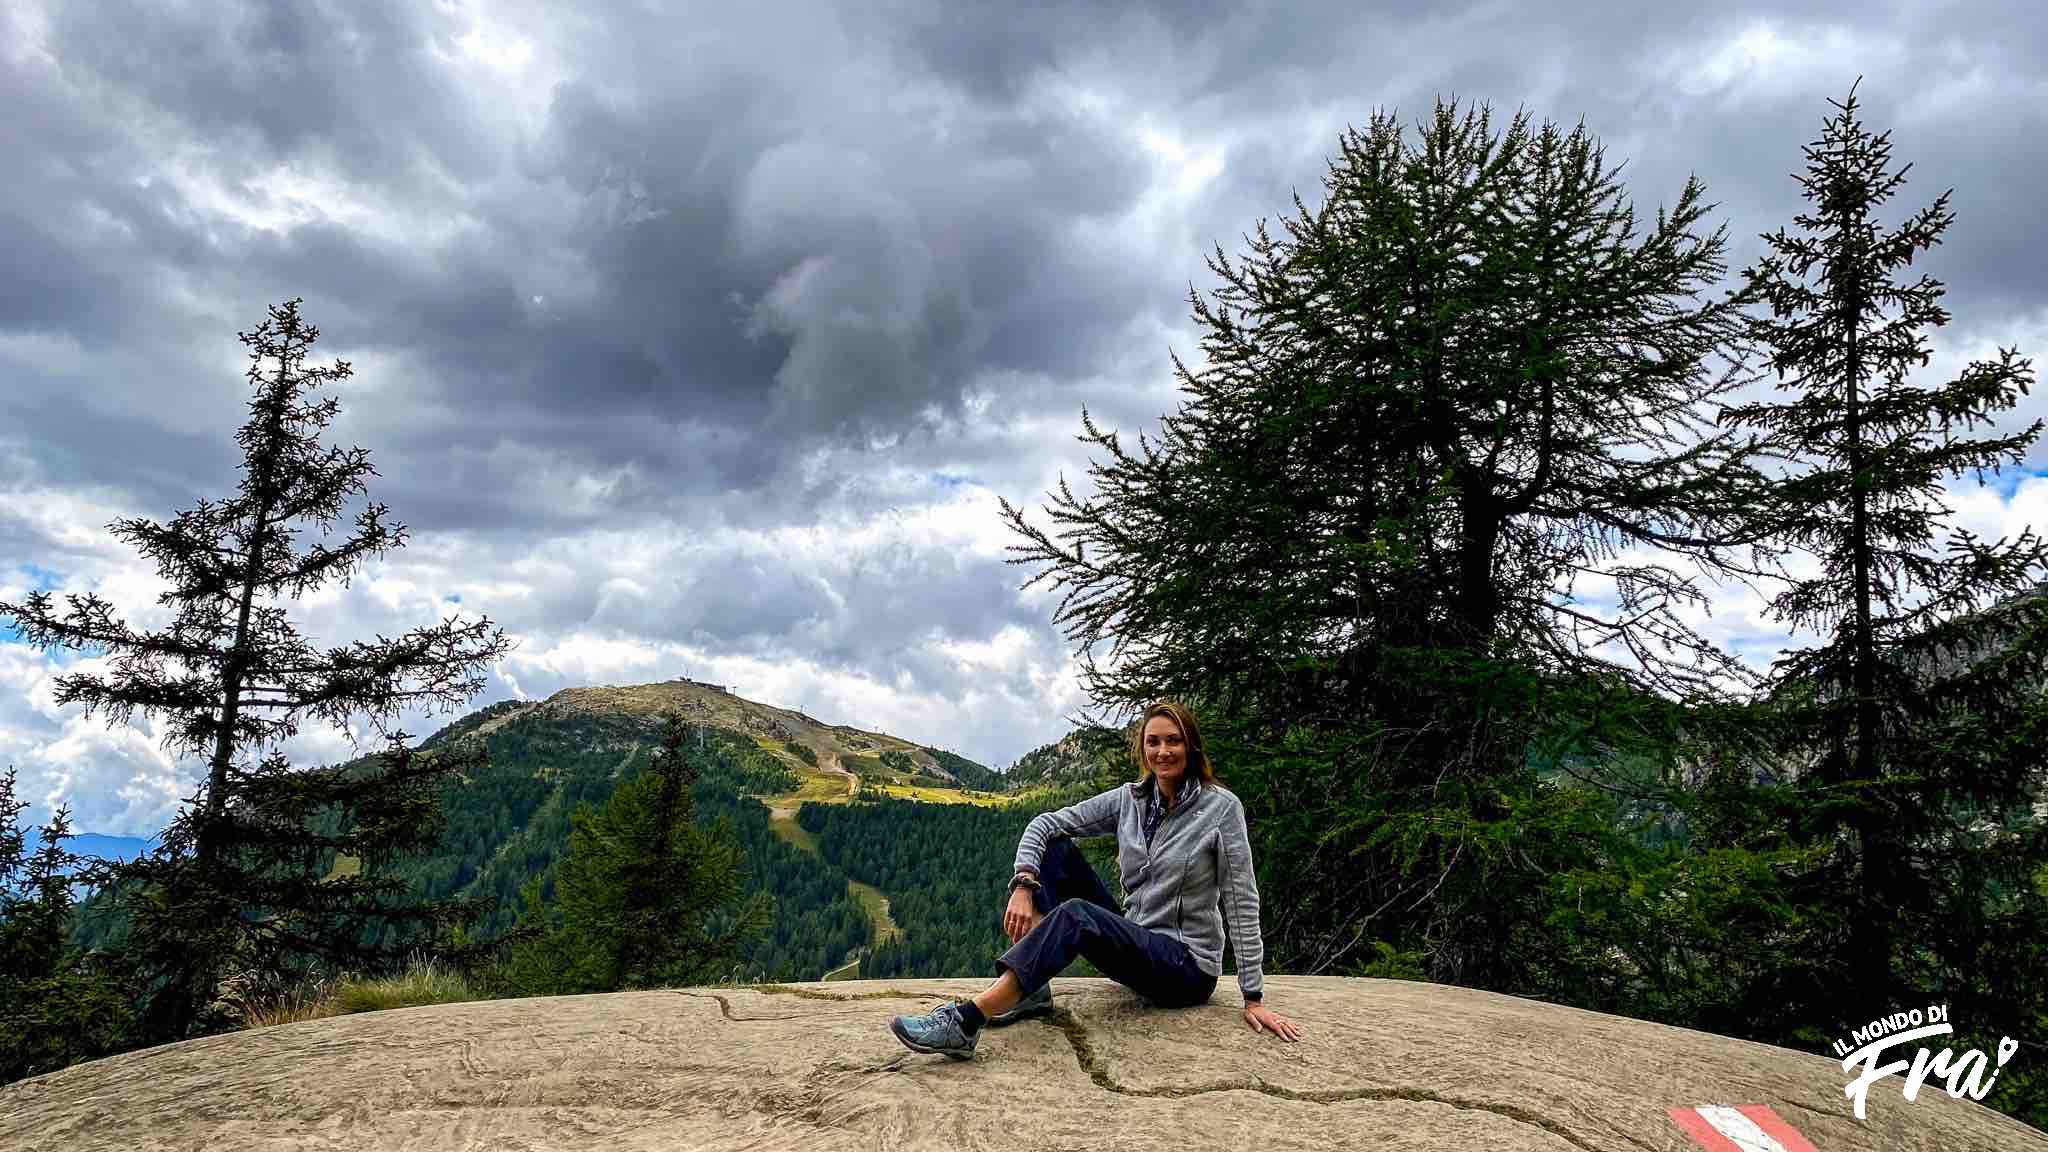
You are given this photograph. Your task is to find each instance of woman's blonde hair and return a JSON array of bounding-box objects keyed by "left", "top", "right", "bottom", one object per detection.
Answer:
[{"left": 1131, "top": 699, "right": 1219, "bottom": 787}]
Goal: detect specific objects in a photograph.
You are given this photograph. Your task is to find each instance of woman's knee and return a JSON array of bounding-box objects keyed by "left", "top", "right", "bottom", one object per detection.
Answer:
[
  {"left": 1052, "top": 897, "right": 1113, "bottom": 934},
  {"left": 1040, "top": 836, "right": 1084, "bottom": 869},
  {"left": 1051, "top": 896, "right": 1098, "bottom": 922}
]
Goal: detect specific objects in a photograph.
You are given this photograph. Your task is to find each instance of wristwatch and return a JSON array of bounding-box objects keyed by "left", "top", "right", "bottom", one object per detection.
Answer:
[{"left": 1009, "top": 870, "right": 1040, "bottom": 892}]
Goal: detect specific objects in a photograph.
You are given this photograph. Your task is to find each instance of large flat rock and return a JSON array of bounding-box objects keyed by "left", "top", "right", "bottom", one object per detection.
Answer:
[{"left": 3, "top": 976, "right": 2042, "bottom": 1150}]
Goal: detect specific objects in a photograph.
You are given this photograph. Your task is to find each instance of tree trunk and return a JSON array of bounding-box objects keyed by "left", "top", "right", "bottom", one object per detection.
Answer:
[
  {"left": 1841, "top": 267, "right": 1892, "bottom": 1003},
  {"left": 197, "top": 355, "right": 290, "bottom": 870}
]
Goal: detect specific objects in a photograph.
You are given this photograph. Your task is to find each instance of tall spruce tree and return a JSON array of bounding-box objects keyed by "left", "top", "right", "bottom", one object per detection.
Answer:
[
  {"left": 1726, "top": 86, "right": 2048, "bottom": 1036},
  {"left": 0, "top": 299, "right": 512, "bottom": 1042},
  {"left": 1000, "top": 101, "right": 1772, "bottom": 985}
]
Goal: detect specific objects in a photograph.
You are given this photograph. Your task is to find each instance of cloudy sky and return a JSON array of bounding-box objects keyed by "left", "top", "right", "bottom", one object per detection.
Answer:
[{"left": 4, "top": 0, "right": 2046, "bottom": 837}]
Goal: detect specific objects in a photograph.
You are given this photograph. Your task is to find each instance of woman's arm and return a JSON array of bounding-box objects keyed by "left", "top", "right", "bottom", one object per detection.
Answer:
[
  {"left": 1219, "top": 795, "right": 1303, "bottom": 1041},
  {"left": 1012, "top": 785, "right": 1123, "bottom": 878},
  {"left": 1216, "top": 795, "right": 1264, "bottom": 1002}
]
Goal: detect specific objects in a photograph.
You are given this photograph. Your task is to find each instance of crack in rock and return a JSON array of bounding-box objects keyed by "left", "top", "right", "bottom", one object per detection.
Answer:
[
  {"left": 818, "top": 1056, "right": 913, "bottom": 1076},
  {"left": 672, "top": 986, "right": 935, "bottom": 1021},
  {"left": 669, "top": 991, "right": 814, "bottom": 1022},
  {"left": 748, "top": 983, "right": 938, "bottom": 1002},
  {"left": 697, "top": 985, "right": 1636, "bottom": 1151},
  {"left": 1039, "top": 1008, "right": 1622, "bottom": 1152},
  {"left": 1778, "top": 1097, "right": 1854, "bottom": 1130}
]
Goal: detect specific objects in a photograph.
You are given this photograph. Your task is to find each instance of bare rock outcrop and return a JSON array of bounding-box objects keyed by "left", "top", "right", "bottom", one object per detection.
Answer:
[{"left": 4, "top": 976, "right": 2042, "bottom": 1151}]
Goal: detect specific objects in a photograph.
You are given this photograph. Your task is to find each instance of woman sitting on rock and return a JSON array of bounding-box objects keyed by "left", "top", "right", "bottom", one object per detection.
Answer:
[{"left": 888, "top": 699, "right": 1303, "bottom": 1058}]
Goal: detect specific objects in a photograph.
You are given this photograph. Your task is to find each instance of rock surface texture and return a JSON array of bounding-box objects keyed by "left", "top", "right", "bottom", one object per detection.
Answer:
[{"left": 4, "top": 976, "right": 2043, "bottom": 1151}]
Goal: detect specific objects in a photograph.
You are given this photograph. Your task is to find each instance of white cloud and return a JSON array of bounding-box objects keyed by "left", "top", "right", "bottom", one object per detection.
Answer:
[
  {"left": 504, "top": 630, "right": 671, "bottom": 686},
  {"left": 1665, "top": 21, "right": 1901, "bottom": 103}
]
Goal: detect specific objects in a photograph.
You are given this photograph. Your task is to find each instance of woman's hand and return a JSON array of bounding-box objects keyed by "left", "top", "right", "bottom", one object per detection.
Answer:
[
  {"left": 1003, "top": 886, "right": 1043, "bottom": 943},
  {"left": 1244, "top": 1001, "right": 1303, "bottom": 1042}
]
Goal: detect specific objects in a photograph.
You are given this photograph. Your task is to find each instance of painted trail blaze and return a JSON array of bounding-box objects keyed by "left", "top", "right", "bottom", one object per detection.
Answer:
[{"left": 1668, "top": 1105, "right": 1819, "bottom": 1152}]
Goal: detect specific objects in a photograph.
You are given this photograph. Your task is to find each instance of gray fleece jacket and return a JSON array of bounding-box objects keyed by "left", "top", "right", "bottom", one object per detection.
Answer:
[{"left": 1013, "top": 777, "right": 1265, "bottom": 1001}]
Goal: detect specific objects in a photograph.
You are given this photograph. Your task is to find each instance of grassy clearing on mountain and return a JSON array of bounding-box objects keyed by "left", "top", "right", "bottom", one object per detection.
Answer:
[
  {"left": 766, "top": 806, "right": 820, "bottom": 854},
  {"left": 867, "top": 782, "right": 1010, "bottom": 805},
  {"left": 847, "top": 879, "right": 897, "bottom": 943}
]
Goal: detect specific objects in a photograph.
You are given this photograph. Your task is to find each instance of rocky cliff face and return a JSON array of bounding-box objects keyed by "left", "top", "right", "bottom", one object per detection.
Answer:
[
  {"left": 5, "top": 976, "right": 2040, "bottom": 1151},
  {"left": 1010, "top": 725, "right": 1125, "bottom": 789}
]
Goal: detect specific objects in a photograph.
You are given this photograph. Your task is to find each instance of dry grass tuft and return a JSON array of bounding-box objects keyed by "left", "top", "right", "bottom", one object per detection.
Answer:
[{"left": 239, "top": 957, "right": 481, "bottom": 1029}]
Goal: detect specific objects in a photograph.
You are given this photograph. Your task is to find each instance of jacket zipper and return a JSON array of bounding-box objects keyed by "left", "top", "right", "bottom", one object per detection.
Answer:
[
  {"left": 1166, "top": 785, "right": 1190, "bottom": 937},
  {"left": 1138, "top": 781, "right": 1196, "bottom": 931}
]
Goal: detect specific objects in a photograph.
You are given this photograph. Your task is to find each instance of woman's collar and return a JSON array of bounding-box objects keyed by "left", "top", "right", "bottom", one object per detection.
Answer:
[{"left": 1132, "top": 774, "right": 1200, "bottom": 807}]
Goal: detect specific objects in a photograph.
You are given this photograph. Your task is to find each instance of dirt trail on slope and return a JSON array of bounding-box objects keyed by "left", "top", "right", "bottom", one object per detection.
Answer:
[
  {"left": 823, "top": 749, "right": 857, "bottom": 795},
  {"left": 5, "top": 976, "right": 2042, "bottom": 1152}
]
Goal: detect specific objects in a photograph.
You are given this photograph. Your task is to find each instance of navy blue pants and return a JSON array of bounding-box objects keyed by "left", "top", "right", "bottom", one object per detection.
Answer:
[{"left": 996, "top": 837, "right": 1216, "bottom": 1008}]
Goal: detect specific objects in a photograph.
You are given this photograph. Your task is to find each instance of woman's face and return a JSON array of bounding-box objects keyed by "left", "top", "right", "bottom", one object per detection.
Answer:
[{"left": 1142, "top": 715, "right": 1188, "bottom": 788}]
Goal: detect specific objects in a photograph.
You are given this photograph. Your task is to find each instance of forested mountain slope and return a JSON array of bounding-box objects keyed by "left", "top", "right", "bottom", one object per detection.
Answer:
[{"left": 384, "top": 681, "right": 1017, "bottom": 982}]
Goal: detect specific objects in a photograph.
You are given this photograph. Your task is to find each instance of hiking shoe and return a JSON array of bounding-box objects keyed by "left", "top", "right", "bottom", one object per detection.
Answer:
[
  {"left": 989, "top": 981, "right": 1053, "bottom": 1026},
  {"left": 889, "top": 1000, "right": 979, "bottom": 1059}
]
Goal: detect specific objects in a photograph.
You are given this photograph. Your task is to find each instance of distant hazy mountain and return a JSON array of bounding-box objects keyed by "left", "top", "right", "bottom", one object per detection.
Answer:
[{"left": 21, "top": 829, "right": 152, "bottom": 862}]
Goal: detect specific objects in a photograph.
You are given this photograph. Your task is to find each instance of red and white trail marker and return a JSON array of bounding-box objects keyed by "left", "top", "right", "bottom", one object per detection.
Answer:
[{"left": 1667, "top": 1104, "right": 1819, "bottom": 1152}]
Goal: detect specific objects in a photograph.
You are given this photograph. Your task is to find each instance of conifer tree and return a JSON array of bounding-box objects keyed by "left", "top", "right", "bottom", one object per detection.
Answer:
[
  {"left": 1006, "top": 100, "right": 1769, "bottom": 727},
  {"left": 492, "top": 712, "right": 771, "bottom": 994},
  {"left": 0, "top": 767, "right": 134, "bottom": 1082},
  {"left": 1001, "top": 101, "right": 1770, "bottom": 983},
  {"left": 0, "top": 299, "right": 512, "bottom": 1042},
  {"left": 1726, "top": 86, "right": 2048, "bottom": 1027}
]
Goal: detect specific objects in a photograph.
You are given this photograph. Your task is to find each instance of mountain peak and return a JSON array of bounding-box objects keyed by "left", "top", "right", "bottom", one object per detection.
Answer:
[{"left": 490, "top": 677, "right": 1002, "bottom": 791}]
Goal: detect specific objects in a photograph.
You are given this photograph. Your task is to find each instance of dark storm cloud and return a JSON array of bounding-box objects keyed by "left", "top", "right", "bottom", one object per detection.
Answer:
[
  {"left": 43, "top": 0, "right": 497, "bottom": 193},
  {"left": 903, "top": 0, "right": 1240, "bottom": 101},
  {"left": 9, "top": 0, "right": 2048, "bottom": 518},
  {"left": 3, "top": 0, "right": 1185, "bottom": 531}
]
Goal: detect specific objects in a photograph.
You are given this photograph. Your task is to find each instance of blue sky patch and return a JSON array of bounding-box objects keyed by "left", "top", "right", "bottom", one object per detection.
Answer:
[
  {"left": 5, "top": 565, "right": 66, "bottom": 644},
  {"left": 1974, "top": 464, "right": 2048, "bottom": 499}
]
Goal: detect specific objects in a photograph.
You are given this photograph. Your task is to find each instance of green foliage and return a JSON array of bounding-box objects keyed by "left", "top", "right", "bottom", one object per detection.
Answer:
[
  {"left": 369, "top": 712, "right": 665, "bottom": 944},
  {"left": 0, "top": 769, "right": 135, "bottom": 1085},
  {"left": 1723, "top": 84, "right": 2048, "bottom": 1120},
  {"left": 794, "top": 792, "right": 1120, "bottom": 981},
  {"left": 0, "top": 300, "right": 511, "bottom": 1046},
  {"left": 706, "top": 796, "right": 868, "bottom": 981},
  {"left": 785, "top": 740, "right": 818, "bottom": 767},
  {"left": 1001, "top": 99, "right": 1768, "bottom": 731},
  {"left": 876, "top": 749, "right": 915, "bottom": 777},
  {"left": 999, "top": 98, "right": 1783, "bottom": 999},
  {"left": 921, "top": 746, "right": 1005, "bottom": 791},
  {"left": 360, "top": 706, "right": 864, "bottom": 983},
  {"left": 331, "top": 957, "right": 478, "bottom": 1014},
  {"left": 799, "top": 794, "right": 1032, "bottom": 978},
  {"left": 487, "top": 714, "right": 773, "bottom": 995}
]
